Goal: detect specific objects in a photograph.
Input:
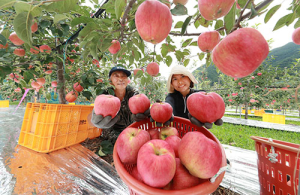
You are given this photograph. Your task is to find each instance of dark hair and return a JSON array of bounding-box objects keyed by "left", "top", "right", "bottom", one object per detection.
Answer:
[{"left": 190, "top": 82, "right": 194, "bottom": 88}]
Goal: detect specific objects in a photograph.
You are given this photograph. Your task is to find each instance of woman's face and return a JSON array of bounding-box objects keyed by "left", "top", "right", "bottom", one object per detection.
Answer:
[
  {"left": 171, "top": 74, "right": 191, "bottom": 94},
  {"left": 110, "top": 71, "right": 129, "bottom": 90}
]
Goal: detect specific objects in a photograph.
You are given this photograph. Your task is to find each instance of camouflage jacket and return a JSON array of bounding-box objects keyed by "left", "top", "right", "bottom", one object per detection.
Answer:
[{"left": 103, "top": 85, "right": 139, "bottom": 134}]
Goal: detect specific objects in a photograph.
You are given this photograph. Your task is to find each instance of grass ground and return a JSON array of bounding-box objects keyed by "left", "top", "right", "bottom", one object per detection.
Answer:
[
  {"left": 223, "top": 114, "right": 300, "bottom": 126},
  {"left": 210, "top": 123, "right": 300, "bottom": 151}
]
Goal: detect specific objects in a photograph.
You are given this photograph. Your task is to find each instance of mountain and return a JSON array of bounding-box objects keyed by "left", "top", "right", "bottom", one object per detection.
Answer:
[{"left": 193, "top": 42, "right": 300, "bottom": 85}]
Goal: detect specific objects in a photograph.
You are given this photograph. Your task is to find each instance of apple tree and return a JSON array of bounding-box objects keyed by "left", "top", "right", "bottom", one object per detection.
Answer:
[{"left": 0, "top": 0, "right": 299, "bottom": 104}]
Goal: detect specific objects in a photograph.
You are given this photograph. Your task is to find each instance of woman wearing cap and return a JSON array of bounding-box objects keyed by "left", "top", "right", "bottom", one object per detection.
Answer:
[
  {"left": 91, "top": 66, "right": 149, "bottom": 144},
  {"left": 165, "top": 65, "right": 223, "bottom": 129}
]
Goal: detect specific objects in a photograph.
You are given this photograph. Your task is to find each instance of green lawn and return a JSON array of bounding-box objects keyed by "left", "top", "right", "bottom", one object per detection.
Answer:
[
  {"left": 210, "top": 123, "right": 300, "bottom": 151},
  {"left": 223, "top": 114, "right": 300, "bottom": 126}
]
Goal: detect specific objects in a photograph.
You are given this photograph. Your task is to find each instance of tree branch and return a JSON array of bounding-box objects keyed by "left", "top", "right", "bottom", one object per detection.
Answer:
[{"left": 119, "top": 0, "right": 137, "bottom": 41}]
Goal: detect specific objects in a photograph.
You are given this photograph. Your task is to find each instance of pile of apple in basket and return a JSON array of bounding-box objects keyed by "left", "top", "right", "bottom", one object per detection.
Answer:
[{"left": 94, "top": 92, "right": 225, "bottom": 190}]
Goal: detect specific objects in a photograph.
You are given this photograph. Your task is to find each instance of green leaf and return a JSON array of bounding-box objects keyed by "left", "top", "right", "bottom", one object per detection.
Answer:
[
  {"left": 19, "top": 79, "right": 27, "bottom": 88},
  {"left": 13, "top": 12, "right": 33, "bottom": 45},
  {"left": 215, "top": 20, "right": 223, "bottom": 29},
  {"left": 273, "top": 13, "right": 295, "bottom": 31},
  {"left": 174, "top": 21, "right": 183, "bottom": 28},
  {"left": 294, "top": 18, "right": 300, "bottom": 28},
  {"left": 183, "top": 59, "right": 190, "bottom": 66},
  {"left": 190, "top": 41, "right": 198, "bottom": 46},
  {"left": 224, "top": 3, "right": 236, "bottom": 34},
  {"left": 129, "top": 55, "right": 134, "bottom": 64},
  {"left": 181, "top": 16, "right": 192, "bottom": 35},
  {"left": 194, "top": 19, "right": 200, "bottom": 29},
  {"left": 249, "top": 2, "right": 258, "bottom": 18},
  {"left": 115, "top": 0, "right": 126, "bottom": 19},
  {"left": 170, "top": 4, "right": 188, "bottom": 16},
  {"left": 161, "top": 45, "right": 168, "bottom": 57},
  {"left": 0, "top": 66, "right": 12, "bottom": 82},
  {"left": 0, "top": 34, "right": 6, "bottom": 45},
  {"left": 264, "top": 5, "right": 281, "bottom": 23},
  {"left": 30, "top": 5, "right": 42, "bottom": 17},
  {"left": 156, "top": 55, "right": 162, "bottom": 62},
  {"left": 175, "top": 50, "right": 184, "bottom": 62},
  {"left": 0, "top": 0, "right": 16, "bottom": 9},
  {"left": 88, "top": 77, "right": 95, "bottom": 85},
  {"left": 54, "top": 14, "right": 69, "bottom": 24},
  {"left": 23, "top": 71, "right": 34, "bottom": 82},
  {"left": 46, "top": 92, "right": 52, "bottom": 100},
  {"left": 181, "top": 38, "right": 193, "bottom": 47},
  {"left": 165, "top": 55, "right": 172, "bottom": 66},
  {"left": 198, "top": 17, "right": 210, "bottom": 28},
  {"left": 100, "top": 140, "right": 114, "bottom": 155},
  {"left": 82, "top": 91, "right": 93, "bottom": 100},
  {"left": 14, "top": 1, "right": 31, "bottom": 14},
  {"left": 198, "top": 53, "right": 205, "bottom": 61},
  {"left": 1, "top": 29, "right": 10, "bottom": 39},
  {"left": 46, "top": 0, "right": 79, "bottom": 14}
]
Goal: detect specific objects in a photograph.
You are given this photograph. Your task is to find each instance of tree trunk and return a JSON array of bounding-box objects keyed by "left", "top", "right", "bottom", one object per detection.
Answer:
[
  {"left": 235, "top": 104, "right": 238, "bottom": 113},
  {"left": 245, "top": 103, "right": 248, "bottom": 119},
  {"left": 57, "top": 47, "right": 66, "bottom": 104}
]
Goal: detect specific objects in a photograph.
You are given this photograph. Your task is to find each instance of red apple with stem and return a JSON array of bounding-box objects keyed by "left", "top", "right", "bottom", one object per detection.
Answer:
[
  {"left": 65, "top": 91, "right": 78, "bottom": 102},
  {"left": 187, "top": 92, "right": 225, "bottom": 123},
  {"left": 197, "top": 31, "right": 220, "bottom": 52},
  {"left": 135, "top": 0, "right": 172, "bottom": 44},
  {"left": 212, "top": 28, "right": 269, "bottom": 78},
  {"left": 178, "top": 131, "right": 223, "bottom": 179},
  {"left": 146, "top": 62, "right": 159, "bottom": 76},
  {"left": 73, "top": 82, "right": 84, "bottom": 92},
  {"left": 108, "top": 40, "right": 121, "bottom": 54},
  {"left": 198, "top": 0, "right": 235, "bottom": 20},
  {"left": 171, "top": 158, "right": 202, "bottom": 190},
  {"left": 137, "top": 139, "right": 176, "bottom": 188},
  {"left": 116, "top": 127, "right": 150, "bottom": 164},
  {"left": 159, "top": 127, "right": 178, "bottom": 140},
  {"left": 128, "top": 94, "right": 150, "bottom": 114},
  {"left": 150, "top": 102, "right": 173, "bottom": 123},
  {"left": 94, "top": 94, "right": 121, "bottom": 118}
]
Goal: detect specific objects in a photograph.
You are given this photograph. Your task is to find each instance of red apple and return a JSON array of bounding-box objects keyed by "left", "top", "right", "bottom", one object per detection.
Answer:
[
  {"left": 150, "top": 102, "right": 173, "bottom": 123},
  {"left": 187, "top": 92, "right": 225, "bottom": 123},
  {"left": 108, "top": 40, "right": 121, "bottom": 54},
  {"left": 31, "top": 81, "right": 41, "bottom": 89},
  {"left": 146, "top": 62, "right": 159, "bottom": 76},
  {"left": 128, "top": 94, "right": 150, "bottom": 114},
  {"left": 51, "top": 81, "right": 57, "bottom": 87},
  {"left": 94, "top": 94, "right": 121, "bottom": 118},
  {"left": 0, "top": 43, "right": 8, "bottom": 49},
  {"left": 30, "top": 46, "right": 40, "bottom": 54},
  {"left": 116, "top": 127, "right": 150, "bottom": 164},
  {"left": 40, "top": 45, "right": 51, "bottom": 53},
  {"left": 131, "top": 166, "right": 143, "bottom": 182},
  {"left": 14, "top": 87, "right": 21, "bottom": 92},
  {"left": 148, "top": 128, "right": 160, "bottom": 140},
  {"left": 133, "top": 68, "right": 143, "bottom": 76},
  {"left": 73, "top": 82, "right": 84, "bottom": 92},
  {"left": 257, "top": 72, "right": 262, "bottom": 76},
  {"left": 165, "top": 135, "right": 181, "bottom": 158},
  {"left": 197, "top": 31, "right": 220, "bottom": 52},
  {"left": 135, "top": 0, "right": 172, "bottom": 44},
  {"left": 13, "top": 48, "right": 25, "bottom": 56},
  {"left": 31, "top": 22, "right": 38, "bottom": 33},
  {"left": 171, "top": 158, "right": 202, "bottom": 190},
  {"left": 292, "top": 27, "right": 300, "bottom": 45},
  {"left": 159, "top": 127, "right": 178, "bottom": 140},
  {"left": 45, "top": 70, "right": 52, "bottom": 74},
  {"left": 137, "top": 139, "right": 176, "bottom": 188},
  {"left": 212, "top": 28, "right": 269, "bottom": 78},
  {"left": 178, "top": 131, "right": 222, "bottom": 179},
  {"left": 198, "top": 0, "right": 235, "bottom": 20},
  {"left": 36, "top": 78, "right": 45, "bottom": 86},
  {"left": 92, "top": 59, "right": 99, "bottom": 65},
  {"left": 173, "top": 0, "right": 188, "bottom": 5},
  {"left": 9, "top": 33, "right": 24, "bottom": 45},
  {"left": 65, "top": 91, "right": 78, "bottom": 102}
]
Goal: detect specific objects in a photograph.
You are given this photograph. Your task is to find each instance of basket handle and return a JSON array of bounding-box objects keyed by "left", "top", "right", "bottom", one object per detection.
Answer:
[
  {"left": 210, "top": 160, "right": 231, "bottom": 183},
  {"left": 267, "top": 138, "right": 278, "bottom": 163}
]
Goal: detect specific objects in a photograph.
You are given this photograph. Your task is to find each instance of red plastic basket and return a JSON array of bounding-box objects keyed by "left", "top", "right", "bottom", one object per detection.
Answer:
[
  {"left": 251, "top": 136, "right": 300, "bottom": 195},
  {"left": 113, "top": 117, "right": 227, "bottom": 195}
]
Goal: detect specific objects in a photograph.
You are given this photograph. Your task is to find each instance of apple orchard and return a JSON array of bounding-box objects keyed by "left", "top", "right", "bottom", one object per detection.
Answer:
[{"left": 0, "top": 0, "right": 300, "bottom": 116}]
